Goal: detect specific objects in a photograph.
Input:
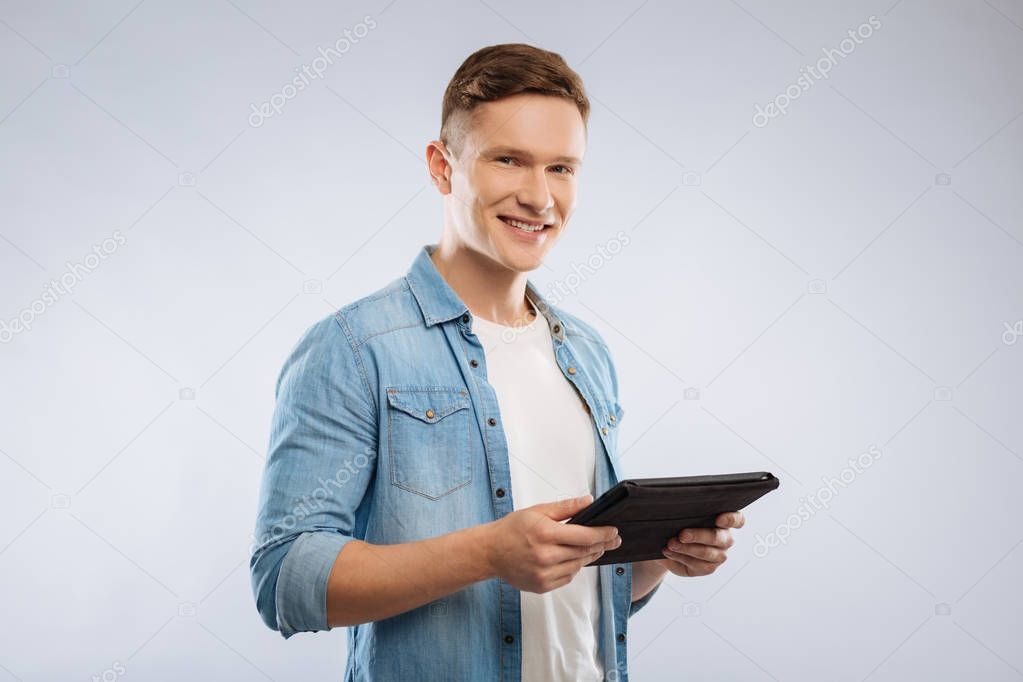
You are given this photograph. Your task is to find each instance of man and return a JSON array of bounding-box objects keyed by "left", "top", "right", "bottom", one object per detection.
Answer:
[{"left": 250, "top": 43, "right": 745, "bottom": 681}]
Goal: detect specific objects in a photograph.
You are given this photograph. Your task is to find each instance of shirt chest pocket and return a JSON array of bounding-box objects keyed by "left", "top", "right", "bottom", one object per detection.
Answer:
[{"left": 386, "top": 386, "right": 473, "bottom": 500}]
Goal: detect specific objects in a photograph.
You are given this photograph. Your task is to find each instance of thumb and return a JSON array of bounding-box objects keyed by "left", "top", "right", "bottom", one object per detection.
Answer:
[{"left": 537, "top": 494, "right": 593, "bottom": 521}]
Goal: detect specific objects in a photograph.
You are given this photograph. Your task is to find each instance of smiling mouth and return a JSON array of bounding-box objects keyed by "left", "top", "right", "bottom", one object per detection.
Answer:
[{"left": 498, "top": 215, "right": 553, "bottom": 233}]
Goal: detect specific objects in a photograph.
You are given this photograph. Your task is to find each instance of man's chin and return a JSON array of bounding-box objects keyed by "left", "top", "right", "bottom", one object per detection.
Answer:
[
  {"left": 495, "top": 244, "right": 550, "bottom": 273},
  {"left": 497, "top": 232, "right": 557, "bottom": 270}
]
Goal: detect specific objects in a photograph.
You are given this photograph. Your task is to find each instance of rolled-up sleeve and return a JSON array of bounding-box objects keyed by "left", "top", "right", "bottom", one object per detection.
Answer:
[{"left": 249, "top": 312, "right": 378, "bottom": 639}]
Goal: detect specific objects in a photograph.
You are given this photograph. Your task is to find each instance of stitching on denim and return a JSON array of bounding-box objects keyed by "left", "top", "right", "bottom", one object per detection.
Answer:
[
  {"left": 334, "top": 311, "right": 377, "bottom": 415},
  {"left": 355, "top": 320, "right": 426, "bottom": 348},
  {"left": 387, "top": 386, "right": 472, "bottom": 499},
  {"left": 344, "top": 278, "right": 408, "bottom": 311}
]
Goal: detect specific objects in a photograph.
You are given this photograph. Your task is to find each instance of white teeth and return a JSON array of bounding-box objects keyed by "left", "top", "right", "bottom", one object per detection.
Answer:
[{"left": 502, "top": 217, "right": 546, "bottom": 232}]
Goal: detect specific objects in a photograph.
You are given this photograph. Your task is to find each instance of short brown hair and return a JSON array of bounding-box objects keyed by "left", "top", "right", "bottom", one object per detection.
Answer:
[{"left": 440, "top": 43, "right": 590, "bottom": 159}]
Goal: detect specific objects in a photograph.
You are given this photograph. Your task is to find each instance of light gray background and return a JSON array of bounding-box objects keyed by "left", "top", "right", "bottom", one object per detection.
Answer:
[{"left": 2, "top": 1, "right": 1021, "bottom": 680}]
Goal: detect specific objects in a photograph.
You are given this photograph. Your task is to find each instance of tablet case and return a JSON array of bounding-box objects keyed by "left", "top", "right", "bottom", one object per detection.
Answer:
[{"left": 567, "top": 471, "right": 780, "bottom": 566}]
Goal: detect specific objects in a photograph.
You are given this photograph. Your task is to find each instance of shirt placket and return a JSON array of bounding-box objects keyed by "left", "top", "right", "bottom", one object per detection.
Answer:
[
  {"left": 448, "top": 311, "right": 522, "bottom": 681},
  {"left": 449, "top": 300, "right": 632, "bottom": 680},
  {"left": 550, "top": 340, "right": 632, "bottom": 679}
]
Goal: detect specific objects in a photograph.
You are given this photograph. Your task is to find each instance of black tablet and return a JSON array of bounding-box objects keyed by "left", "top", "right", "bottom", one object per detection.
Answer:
[{"left": 567, "top": 471, "right": 780, "bottom": 566}]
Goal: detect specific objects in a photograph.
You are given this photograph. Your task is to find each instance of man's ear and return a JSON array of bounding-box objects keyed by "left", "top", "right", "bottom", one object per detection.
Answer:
[{"left": 426, "top": 140, "right": 453, "bottom": 194}]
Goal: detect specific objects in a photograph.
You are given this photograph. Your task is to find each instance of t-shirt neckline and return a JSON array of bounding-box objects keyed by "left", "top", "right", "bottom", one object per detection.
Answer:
[{"left": 472, "top": 294, "right": 542, "bottom": 332}]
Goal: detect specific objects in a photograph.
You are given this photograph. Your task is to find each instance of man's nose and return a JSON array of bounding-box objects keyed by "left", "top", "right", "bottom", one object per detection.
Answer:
[{"left": 516, "top": 168, "right": 554, "bottom": 215}]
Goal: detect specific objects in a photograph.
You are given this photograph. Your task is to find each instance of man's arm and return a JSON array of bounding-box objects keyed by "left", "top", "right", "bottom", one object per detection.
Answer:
[
  {"left": 631, "top": 560, "right": 667, "bottom": 603},
  {"left": 251, "top": 315, "right": 619, "bottom": 635},
  {"left": 250, "top": 315, "right": 380, "bottom": 638},
  {"left": 326, "top": 524, "right": 493, "bottom": 626},
  {"left": 327, "top": 495, "right": 620, "bottom": 626}
]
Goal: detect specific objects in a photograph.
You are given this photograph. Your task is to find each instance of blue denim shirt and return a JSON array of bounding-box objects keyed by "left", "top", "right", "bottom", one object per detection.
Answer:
[{"left": 250, "top": 243, "right": 661, "bottom": 681}]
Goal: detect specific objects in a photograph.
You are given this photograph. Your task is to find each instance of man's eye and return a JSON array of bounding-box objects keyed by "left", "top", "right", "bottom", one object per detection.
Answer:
[
  {"left": 551, "top": 165, "right": 574, "bottom": 175},
  {"left": 497, "top": 156, "right": 516, "bottom": 165}
]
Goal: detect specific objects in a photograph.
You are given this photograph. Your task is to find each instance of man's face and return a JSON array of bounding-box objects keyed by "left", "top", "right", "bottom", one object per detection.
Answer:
[{"left": 437, "top": 93, "right": 586, "bottom": 272}]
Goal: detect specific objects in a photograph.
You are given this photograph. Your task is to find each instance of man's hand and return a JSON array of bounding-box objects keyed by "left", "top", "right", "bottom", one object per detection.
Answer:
[
  {"left": 657, "top": 511, "right": 745, "bottom": 577},
  {"left": 484, "top": 495, "right": 621, "bottom": 594}
]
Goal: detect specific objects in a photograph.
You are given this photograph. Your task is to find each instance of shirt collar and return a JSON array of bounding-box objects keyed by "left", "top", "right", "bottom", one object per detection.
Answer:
[{"left": 406, "top": 243, "right": 567, "bottom": 343}]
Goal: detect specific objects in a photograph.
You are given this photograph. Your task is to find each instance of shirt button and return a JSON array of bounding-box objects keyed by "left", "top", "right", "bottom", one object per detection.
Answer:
[
  {"left": 601, "top": 426, "right": 609, "bottom": 436},
  {"left": 425, "top": 409, "right": 435, "bottom": 419},
  {"left": 488, "top": 418, "right": 497, "bottom": 426},
  {"left": 567, "top": 366, "right": 576, "bottom": 375},
  {"left": 495, "top": 488, "right": 505, "bottom": 498},
  {"left": 462, "top": 314, "right": 470, "bottom": 324},
  {"left": 609, "top": 414, "right": 616, "bottom": 422},
  {"left": 617, "top": 633, "right": 626, "bottom": 643},
  {"left": 552, "top": 324, "right": 561, "bottom": 333},
  {"left": 616, "top": 566, "right": 625, "bottom": 575},
  {"left": 504, "top": 635, "right": 515, "bottom": 644},
  {"left": 470, "top": 359, "right": 479, "bottom": 368}
]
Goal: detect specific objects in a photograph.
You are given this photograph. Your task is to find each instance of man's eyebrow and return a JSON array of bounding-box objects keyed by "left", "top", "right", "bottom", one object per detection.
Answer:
[{"left": 481, "top": 146, "right": 582, "bottom": 165}]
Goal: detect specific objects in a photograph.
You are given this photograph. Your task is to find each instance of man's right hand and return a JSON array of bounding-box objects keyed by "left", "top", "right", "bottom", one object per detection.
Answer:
[{"left": 484, "top": 495, "right": 621, "bottom": 594}]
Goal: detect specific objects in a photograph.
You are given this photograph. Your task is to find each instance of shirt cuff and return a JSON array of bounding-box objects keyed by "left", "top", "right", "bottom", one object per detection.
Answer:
[{"left": 274, "top": 531, "right": 353, "bottom": 638}]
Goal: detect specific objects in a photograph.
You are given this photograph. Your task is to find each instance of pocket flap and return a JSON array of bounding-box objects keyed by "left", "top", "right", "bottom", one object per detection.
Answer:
[{"left": 386, "top": 387, "right": 470, "bottom": 424}]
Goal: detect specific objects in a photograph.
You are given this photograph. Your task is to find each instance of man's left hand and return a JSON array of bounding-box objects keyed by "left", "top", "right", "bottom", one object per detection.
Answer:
[{"left": 657, "top": 511, "right": 745, "bottom": 577}]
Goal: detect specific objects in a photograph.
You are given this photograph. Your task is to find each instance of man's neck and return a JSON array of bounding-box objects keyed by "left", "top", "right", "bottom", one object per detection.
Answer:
[{"left": 430, "top": 242, "right": 536, "bottom": 327}]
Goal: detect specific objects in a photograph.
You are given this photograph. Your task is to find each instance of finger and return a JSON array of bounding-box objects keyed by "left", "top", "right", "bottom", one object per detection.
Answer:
[
  {"left": 541, "top": 540, "right": 605, "bottom": 567},
  {"left": 665, "top": 538, "right": 728, "bottom": 563},
  {"left": 538, "top": 495, "right": 594, "bottom": 522},
  {"left": 555, "top": 535, "right": 622, "bottom": 563},
  {"left": 662, "top": 548, "right": 725, "bottom": 573},
  {"left": 676, "top": 527, "right": 733, "bottom": 547},
  {"left": 552, "top": 572, "right": 576, "bottom": 588},
  {"left": 556, "top": 548, "right": 606, "bottom": 579},
  {"left": 549, "top": 520, "right": 619, "bottom": 547},
  {"left": 715, "top": 511, "right": 745, "bottom": 528}
]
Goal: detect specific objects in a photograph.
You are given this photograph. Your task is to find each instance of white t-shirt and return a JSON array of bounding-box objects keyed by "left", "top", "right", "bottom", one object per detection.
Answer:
[{"left": 471, "top": 296, "right": 603, "bottom": 682}]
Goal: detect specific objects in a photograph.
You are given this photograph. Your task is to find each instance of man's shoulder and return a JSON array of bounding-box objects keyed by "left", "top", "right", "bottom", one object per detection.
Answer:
[{"left": 302, "top": 275, "right": 422, "bottom": 349}]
